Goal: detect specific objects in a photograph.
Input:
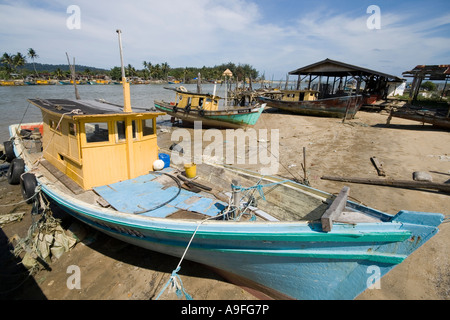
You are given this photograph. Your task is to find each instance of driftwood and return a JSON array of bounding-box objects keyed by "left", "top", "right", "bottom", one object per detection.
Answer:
[
  {"left": 321, "top": 176, "right": 450, "bottom": 193},
  {"left": 370, "top": 157, "right": 386, "bottom": 177}
]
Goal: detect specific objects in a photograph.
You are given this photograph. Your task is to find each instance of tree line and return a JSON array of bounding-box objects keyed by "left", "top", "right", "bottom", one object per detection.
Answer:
[
  {"left": 110, "top": 62, "right": 260, "bottom": 82},
  {"left": 1, "top": 49, "right": 261, "bottom": 82}
]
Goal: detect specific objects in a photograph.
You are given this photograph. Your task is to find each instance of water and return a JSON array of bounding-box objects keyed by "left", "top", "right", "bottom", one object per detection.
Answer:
[{"left": 0, "top": 82, "right": 236, "bottom": 143}]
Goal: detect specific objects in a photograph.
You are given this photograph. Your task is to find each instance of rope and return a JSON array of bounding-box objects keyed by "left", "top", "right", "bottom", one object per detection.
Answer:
[
  {"left": 155, "top": 199, "right": 233, "bottom": 300},
  {"left": 0, "top": 186, "right": 41, "bottom": 207},
  {"left": 231, "top": 179, "right": 289, "bottom": 201},
  {"left": 133, "top": 173, "right": 181, "bottom": 214}
]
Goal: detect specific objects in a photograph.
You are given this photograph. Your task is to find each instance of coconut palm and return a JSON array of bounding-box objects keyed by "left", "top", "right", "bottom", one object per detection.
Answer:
[
  {"left": 1, "top": 53, "right": 14, "bottom": 76},
  {"left": 161, "top": 62, "right": 170, "bottom": 81},
  {"left": 53, "top": 68, "right": 64, "bottom": 80},
  {"left": 27, "top": 48, "right": 39, "bottom": 77}
]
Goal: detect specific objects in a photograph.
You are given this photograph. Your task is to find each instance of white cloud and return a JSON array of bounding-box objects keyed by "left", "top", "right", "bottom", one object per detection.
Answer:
[{"left": 0, "top": 1, "right": 449, "bottom": 79}]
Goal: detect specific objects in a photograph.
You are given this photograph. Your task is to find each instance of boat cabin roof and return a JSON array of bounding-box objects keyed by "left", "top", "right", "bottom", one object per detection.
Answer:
[
  {"left": 28, "top": 98, "right": 165, "bottom": 119},
  {"left": 165, "top": 87, "right": 221, "bottom": 99}
]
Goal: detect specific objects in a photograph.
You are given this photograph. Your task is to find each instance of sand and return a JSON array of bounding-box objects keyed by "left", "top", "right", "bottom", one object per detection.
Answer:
[{"left": 1, "top": 108, "right": 449, "bottom": 300}]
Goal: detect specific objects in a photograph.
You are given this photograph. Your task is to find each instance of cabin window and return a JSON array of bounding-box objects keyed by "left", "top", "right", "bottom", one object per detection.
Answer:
[
  {"left": 49, "top": 119, "right": 61, "bottom": 132},
  {"left": 69, "top": 123, "right": 77, "bottom": 136},
  {"left": 142, "top": 119, "right": 155, "bottom": 136},
  {"left": 85, "top": 122, "right": 109, "bottom": 143},
  {"left": 199, "top": 98, "right": 204, "bottom": 107},
  {"left": 116, "top": 120, "right": 137, "bottom": 142}
]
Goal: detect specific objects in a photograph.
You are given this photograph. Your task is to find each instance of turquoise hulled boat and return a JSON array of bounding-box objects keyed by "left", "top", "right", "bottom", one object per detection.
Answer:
[
  {"left": 5, "top": 112, "right": 444, "bottom": 299},
  {"left": 154, "top": 87, "right": 265, "bottom": 129}
]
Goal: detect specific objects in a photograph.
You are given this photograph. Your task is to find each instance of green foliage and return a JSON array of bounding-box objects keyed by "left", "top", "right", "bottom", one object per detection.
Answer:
[
  {"left": 420, "top": 81, "right": 437, "bottom": 91},
  {"left": 1, "top": 49, "right": 260, "bottom": 82}
]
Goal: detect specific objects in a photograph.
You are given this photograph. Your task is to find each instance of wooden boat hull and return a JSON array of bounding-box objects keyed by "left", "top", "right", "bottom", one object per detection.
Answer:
[
  {"left": 258, "top": 95, "right": 363, "bottom": 119},
  {"left": 8, "top": 124, "right": 444, "bottom": 300},
  {"left": 388, "top": 109, "right": 450, "bottom": 129},
  {"left": 154, "top": 101, "right": 265, "bottom": 129}
]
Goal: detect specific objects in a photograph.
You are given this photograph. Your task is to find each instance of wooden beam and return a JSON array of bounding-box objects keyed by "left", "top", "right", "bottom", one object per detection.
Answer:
[
  {"left": 321, "top": 186, "right": 350, "bottom": 232},
  {"left": 321, "top": 176, "right": 450, "bottom": 193}
]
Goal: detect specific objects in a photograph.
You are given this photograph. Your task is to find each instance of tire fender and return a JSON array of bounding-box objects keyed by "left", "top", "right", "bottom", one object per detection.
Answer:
[
  {"left": 7, "top": 158, "right": 25, "bottom": 185},
  {"left": 21, "top": 172, "right": 38, "bottom": 203}
]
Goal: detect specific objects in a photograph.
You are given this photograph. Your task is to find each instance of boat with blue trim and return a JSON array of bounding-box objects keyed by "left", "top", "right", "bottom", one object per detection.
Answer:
[
  {"left": 154, "top": 86, "right": 266, "bottom": 129},
  {"left": 2, "top": 31, "right": 444, "bottom": 300}
]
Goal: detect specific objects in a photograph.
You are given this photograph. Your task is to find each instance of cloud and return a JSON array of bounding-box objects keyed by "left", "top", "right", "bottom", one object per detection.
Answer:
[{"left": 0, "top": 0, "right": 449, "bottom": 79}]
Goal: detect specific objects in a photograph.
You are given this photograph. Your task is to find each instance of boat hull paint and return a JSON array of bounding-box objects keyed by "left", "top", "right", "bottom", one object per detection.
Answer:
[
  {"left": 154, "top": 101, "right": 265, "bottom": 129},
  {"left": 39, "top": 179, "right": 442, "bottom": 300},
  {"left": 258, "top": 95, "right": 363, "bottom": 119}
]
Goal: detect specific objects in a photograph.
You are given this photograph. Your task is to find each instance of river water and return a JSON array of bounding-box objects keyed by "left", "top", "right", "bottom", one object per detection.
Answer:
[{"left": 0, "top": 82, "right": 243, "bottom": 143}]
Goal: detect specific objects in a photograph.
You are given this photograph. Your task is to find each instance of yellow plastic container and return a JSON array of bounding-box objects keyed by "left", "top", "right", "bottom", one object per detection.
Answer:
[{"left": 184, "top": 163, "right": 197, "bottom": 178}]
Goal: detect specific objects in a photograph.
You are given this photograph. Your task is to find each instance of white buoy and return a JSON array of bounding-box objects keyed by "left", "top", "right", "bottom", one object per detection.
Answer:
[{"left": 153, "top": 159, "right": 165, "bottom": 171}]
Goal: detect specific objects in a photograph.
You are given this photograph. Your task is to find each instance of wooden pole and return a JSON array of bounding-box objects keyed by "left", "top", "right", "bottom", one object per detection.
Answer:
[
  {"left": 321, "top": 176, "right": 450, "bottom": 193},
  {"left": 116, "top": 29, "right": 132, "bottom": 112},
  {"left": 65, "top": 53, "right": 80, "bottom": 100}
]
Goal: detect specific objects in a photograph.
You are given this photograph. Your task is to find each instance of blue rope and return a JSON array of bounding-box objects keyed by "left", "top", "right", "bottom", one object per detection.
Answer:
[
  {"left": 155, "top": 266, "right": 193, "bottom": 300},
  {"left": 231, "top": 180, "right": 289, "bottom": 201}
]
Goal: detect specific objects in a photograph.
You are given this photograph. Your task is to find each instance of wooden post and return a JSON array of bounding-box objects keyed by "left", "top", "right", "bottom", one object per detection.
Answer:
[
  {"left": 117, "top": 29, "right": 132, "bottom": 113},
  {"left": 65, "top": 53, "right": 80, "bottom": 100},
  {"left": 321, "top": 186, "right": 350, "bottom": 232}
]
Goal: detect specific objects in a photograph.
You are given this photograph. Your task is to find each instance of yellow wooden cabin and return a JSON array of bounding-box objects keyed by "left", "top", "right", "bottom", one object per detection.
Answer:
[
  {"left": 28, "top": 98, "right": 165, "bottom": 190},
  {"left": 174, "top": 87, "right": 219, "bottom": 111},
  {"left": 279, "top": 89, "right": 319, "bottom": 102}
]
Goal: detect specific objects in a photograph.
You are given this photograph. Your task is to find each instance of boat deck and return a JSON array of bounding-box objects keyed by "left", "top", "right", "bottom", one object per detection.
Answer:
[
  {"left": 93, "top": 169, "right": 228, "bottom": 218},
  {"left": 15, "top": 124, "right": 382, "bottom": 225}
]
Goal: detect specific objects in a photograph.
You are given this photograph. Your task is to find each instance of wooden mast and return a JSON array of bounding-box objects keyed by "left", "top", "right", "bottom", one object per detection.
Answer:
[
  {"left": 116, "top": 29, "right": 135, "bottom": 178},
  {"left": 116, "top": 29, "right": 132, "bottom": 113}
]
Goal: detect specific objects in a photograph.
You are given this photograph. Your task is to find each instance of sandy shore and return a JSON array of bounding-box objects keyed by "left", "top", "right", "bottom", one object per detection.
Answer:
[{"left": 1, "top": 108, "right": 449, "bottom": 300}]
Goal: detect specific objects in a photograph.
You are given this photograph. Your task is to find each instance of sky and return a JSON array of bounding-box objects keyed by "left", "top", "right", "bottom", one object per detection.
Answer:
[{"left": 1, "top": 0, "right": 449, "bottom": 80}]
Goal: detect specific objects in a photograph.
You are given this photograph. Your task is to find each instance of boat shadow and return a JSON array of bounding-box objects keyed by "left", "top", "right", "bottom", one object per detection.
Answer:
[
  {"left": 372, "top": 122, "right": 449, "bottom": 132},
  {"left": 50, "top": 204, "right": 232, "bottom": 299},
  {"left": 0, "top": 226, "right": 47, "bottom": 300}
]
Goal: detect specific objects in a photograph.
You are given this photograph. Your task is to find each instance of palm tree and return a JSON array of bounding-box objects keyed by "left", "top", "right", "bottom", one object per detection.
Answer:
[
  {"left": 12, "top": 52, "right": 26, "bottom": 77},
  {"left": 161, "top": 62, "right": 170, "bottom": 81},
  {"left": 53, "top": 68, "right": 64, "bottom": 79},
  {"left": 1, "top": 53, "right": 14, "bottom": 76},
  {"left": 27, "top": 48, "right": 39, "bottom": 77}
]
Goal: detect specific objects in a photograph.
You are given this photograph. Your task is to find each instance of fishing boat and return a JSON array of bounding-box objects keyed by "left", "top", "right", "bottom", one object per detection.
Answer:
[
  {"left": 154, "top": 87, "right": 266, "bottom": 129},
  {"left": 387, "top": 105, "right": 450, "bottom": 129},
  {"left": 2, "top": 31, "right": 444, "bottom": 300},
  {"left": 258, "top": 89, "right": 363, "bottom": 119}
]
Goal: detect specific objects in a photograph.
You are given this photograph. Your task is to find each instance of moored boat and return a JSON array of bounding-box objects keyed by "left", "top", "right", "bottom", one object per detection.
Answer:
[
  {"left": 154, "top": 87, "right": 266, "bottom": 129},
  {"left": 258, "top": 89, "right": 363, "bottom": 119}
]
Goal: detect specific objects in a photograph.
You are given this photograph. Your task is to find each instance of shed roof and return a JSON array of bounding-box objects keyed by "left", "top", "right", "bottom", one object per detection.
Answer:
[
  {"left": 289, "top": 58, "right": 404, "bottom": 82},
  {"left": 402, "top": 65, "right": 450, "bottom": 81}
]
